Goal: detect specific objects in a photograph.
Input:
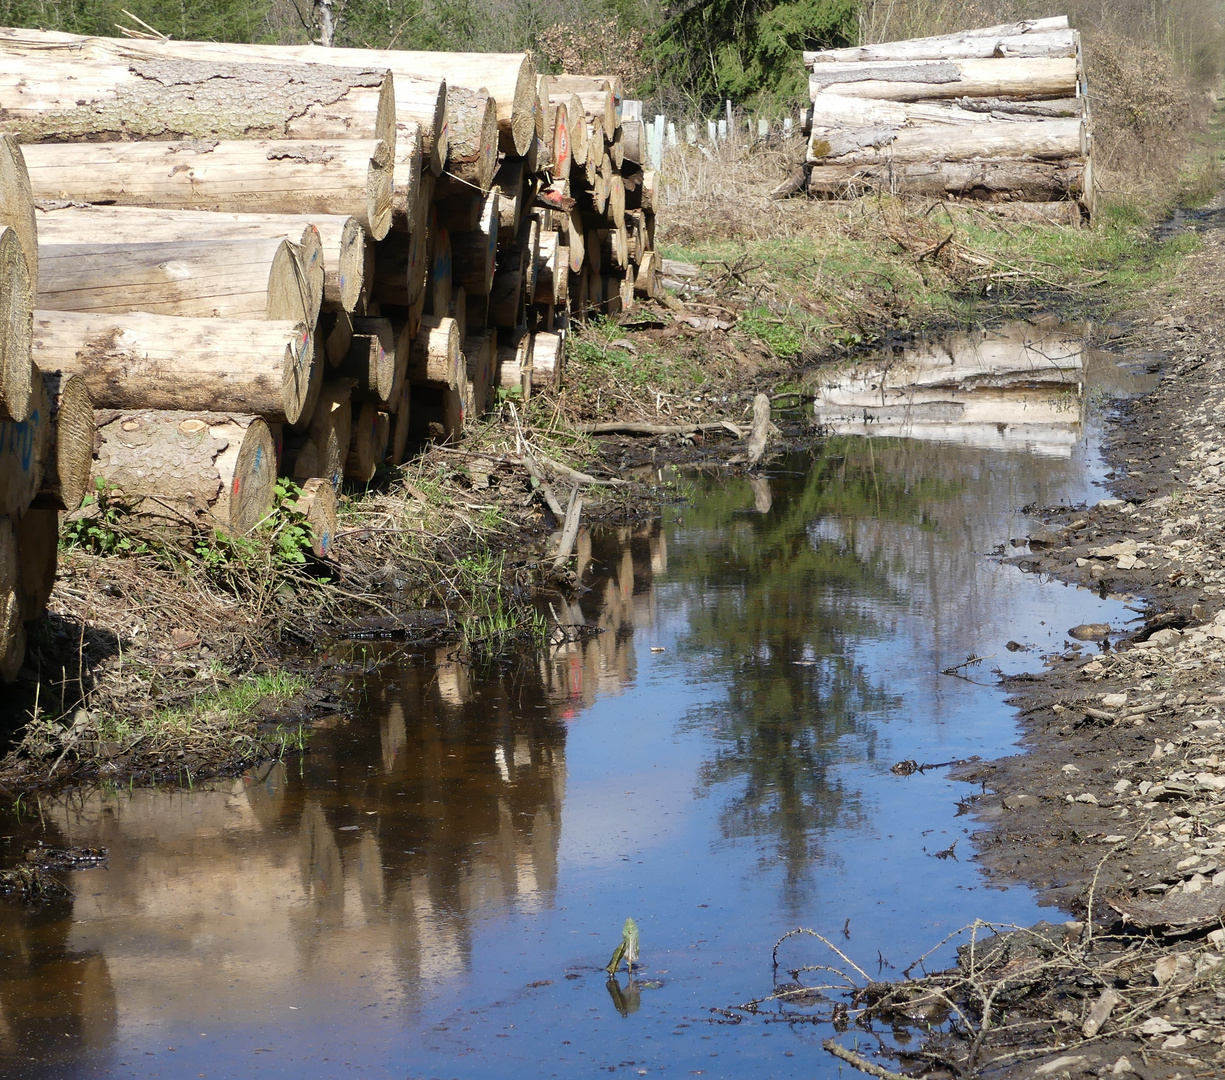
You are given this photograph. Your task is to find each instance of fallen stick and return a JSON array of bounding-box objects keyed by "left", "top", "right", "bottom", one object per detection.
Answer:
[
  {"left": 538, "top": 455, "right": 628, "bottom": 487},
  {"left": 731, "top": 393, "right": 778, "bottom": 466},
  {"left": 821, "top": 1040, "right": 908, "bottom": 1080},
  {"left": 552, "top": 487, "right": 583, "bottom": 568},
  {"left": 574, "top": 420, "right": 742, "bottom": 437},
  {"left": 522, "top": 452, "right": 565, "bottom": 518}
]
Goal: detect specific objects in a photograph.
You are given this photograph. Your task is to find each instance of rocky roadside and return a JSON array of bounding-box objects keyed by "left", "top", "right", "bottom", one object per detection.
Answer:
[{"left": 882, "top": 225, "right": 1225, "bottom": 1078}]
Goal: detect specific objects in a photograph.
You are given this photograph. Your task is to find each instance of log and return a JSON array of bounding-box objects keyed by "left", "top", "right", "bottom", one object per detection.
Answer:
[
  {"left": 391, "top": 120, "right": 423, "bottom": 226},
  {"left": 534, "top": 231, "right": 562, "bottom": 304},
  {"left": 451, "top": 192, "right": 499, "bottom": 296},
  {"left": 320, "top": 308, "right": 353, "bottom": 368},
  {"left": 0, "top": 29, "right": 451, "bottom": 177},
  {"left": 292, "top": 477, "right": 338, "bottom": 558},
  {"left": 92, "top": 410, "right": 276, "bottom": 535},
  {"left": 804, "top": 17, "right": 1069, "bottom": 64},
  {"left": 809, "top": 57, "right": 1078, "bottom": 101},
  {"left": 427, "top": 226, "right": 453, "bottom": 317},
  {"left": 489, "top": 250, "right": 526, "bottom": 329},
  {"left": 634, "top": 251, "right": 659, "bottom": 299},
  {"left": 15, "top": 508, "right": 57, "bottom": 622},
  {"left": 411, "top": 384, "right": 465, "bottom": 443},
  {"left": 600, "top": 226, "right": 629, "bottom": 270},
  {"left": 342, "top": 318, "right": 396, "bottom": 407},
  {"left": 621, "top": 119, "right": 644, "bottom": 165},
  {"left": 809, "top": 117, "right": 1083, "bottom": 165},
  {"left": 464, "top": 332, "right": 494, "bottom": 418},
  {"left": 528, "top": 331, "right": 563, "bottom": 391},
  {"left": 953, "top": 95, "right": 1084, "bottom": 117},
  {"left": 562, "top": 94, "right": 589, "bottom": 166},
  {"left": 565, "top": 206, "right": 586, "bottom": 272},
  {"left": 29, "top": 369, "right": 93, "bottom": 512},
  {"left": 606, "top": 173, "right": 626, "bottom": 228},
  {"left": 547, "top": 100, "right": 572, "bottom": 180},
  {"left": 387, "top": 380, "right": 412, "bottom": 465},
  {"left": 575, "top": 90, "right": 617, "bottom": 135},
  {"left": 0, "top": 368, "right": 48, "bottom": 517},
  {"left": 808, "top": 93, "right": 1076, "bottom": 130},
  {"left": 22, "top": 138, "right": 395, "bottom": 240},
  {"left": 0, "top": 52, "right": 397, "bottom": 146},
  {"left": 625, "top": 210, "right": 647, "bottom": 264},
  {"left": 493, "top": 157, "right": 527, "bottom": 243},
  {"left": 0, "top": 586, "right": 24, "bottom": 682},
  {"left": 345, "top": 400, "right": 389, "bottom": 482},
  {"left": 407, "top": 315, "right": 462, "bottom": 389},
  {"left": 949, "top": 199, "right": 1084, "bottom": 226},
  {"left": 35, "top": 205, "right": 368, "bottom": 315},
  {"left": 0, "top": 224, "right": 32, "bottom": 424},
  {"left": 618, "top": 272, "right": 635, "bottom": 313},
  {"left": 446, "top": 86, "right": 499, "bottom": 192},
  {"left": 496, "top": 331, "right": 530, "bottom": 395},
  {"left": 37, "top": 236, "right": 321, "bottom": 329},
  {"left": 0, "top": 134, "right": 36, "bottom": 293},
  {"left": 806, "top": 158, "right": 1086, "bottom": 200},
  {"left": 287, "top": 381, "right": 351, "bottom": 489}
]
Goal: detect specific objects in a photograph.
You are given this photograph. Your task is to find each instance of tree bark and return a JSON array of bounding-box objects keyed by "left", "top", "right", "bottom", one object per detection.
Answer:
[
  {"left": 23, "top": 137, "right": 394, "bottom": 240},
  {"left": 0, "top": 224, "right": 33, "bottom": 424},
  {"left": 805, "top": 158, "right": 1086, "bottom": 200},
  {"left": 809, "top": 57, "right": 1078, "bottom": 102},
  {"left": 446, "top": 86, "right": 499, "bottom": 192},
  {"left": 805, "top": 17, "right": 1069, "bottom": 64},
  {"left": 93, "top": 409, "right": 276, "bottom": 534},
  {"left": 37, "top": 236, "right": 320, "bottom": 331},
  {"left": 29, "top": 369, "right": 93, "bottom": 512},
  {"left": 809, "top": 117, "right": 1083, "bottom": 164},
  {"left": 0, "top": 52, "right": 396, "bottom": 146}
]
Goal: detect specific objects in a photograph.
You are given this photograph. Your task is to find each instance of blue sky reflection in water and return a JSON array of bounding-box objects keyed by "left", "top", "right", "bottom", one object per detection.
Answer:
[{"left": 0, "top": 332, "right": 1155, "bottom": 1078}]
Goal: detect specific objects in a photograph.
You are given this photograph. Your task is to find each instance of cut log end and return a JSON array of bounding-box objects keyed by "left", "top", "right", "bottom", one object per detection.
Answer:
[{"left": 0, "top": 225, "right": 33, "bottom": 424}]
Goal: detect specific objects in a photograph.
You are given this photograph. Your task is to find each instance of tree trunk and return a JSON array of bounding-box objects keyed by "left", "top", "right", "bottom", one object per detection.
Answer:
[
  {"left": 621, "top": 119, "right": 644, "bottom": 165},
  {"left": 0, "top": 53, "right": 396, "bottom": 147},
  {"left": 92, "top": 409, "right": 276, "bottom": 534},
  {"left": 605, "top": 174, "right": 626, "bottom": 227},
  {"left": 809, "top": 57, "right": 1078, "bottom": 102},
  {"left": 548, "top": 100, "right": 572, "bottom": 180},
  {"left": 286, "top": 380, "right": 350, "bottom": 489},
  {"left": 0, "top": 583, "right": 25, "bottom": 682},
  {"left": 809, "top": 93, "right": 1080, "bottom": 129},
  {"left": 809, "top": 117, "right": 1083, "bottom": 164},
  {"left": 343, "top": 317, "right": 396, "bottom": 407},
  {"left": 0, "top": 29, "right": 450, "bottom": 176},
  {"left": 528, "top": 331, "right": 563, "bottom": 391},
  {"left": 292, "top": 476, "right": 338, "bottom": 557},
  {"left": 0, "top": 134, "right": 37, "bottom": 294},
  {"left": 427, "top": 226, "right": 452, "bottom": 318},
  {"left": 0, "top": 367, "right": 48, "bottom": 517},
  {"left": 446, "top": 86, "right": 499, "bottom": 192},
  {"left": 15, "top": 507, "right": 57, "bottom": 622},
  {"left": 37, "top": 239, "right": 320, "bottom": 346},
  {"left": 407, "top": 315, "right": 461, "bottom": 389},
  {"left": 534, "top": 231, "right": 562, "bottom": 304},
  {"left": 489, "top": 249, "right": 526, "bottom": 329},
  {"left": 40, "top": 307, "right": 318, "bottom": 421},
  {"left": 23, "top": 137, "right": 394, "bottom": 240},
  {"left": 805, "top": 18, "right": 1069, "bottom": 64},
  {"left": 451, "top": 192, "right": 499, "bottom": 296},
  {"left": 391, "top": 120, "right": 422, "bottom": 227},
  {"left": 344, "top": 400, "right": 388, "bottom": 481},
  {"left": 29, "top": 370, "right": 93, "bottom": 512},
  {"left": 634, "top": 251, "right": 659, "bottom": 299},
  {"left": 806, "top": 157, "right": 1086, "bottom": 200},
  {"left": 559, "top": 94, "right": 589, "bottom": 166},
  {"left": 495, "top": 331, "right": 531, "bottom": 399},
  {"left": 0, "top": 224, "right": 33, "bottom": 424}
]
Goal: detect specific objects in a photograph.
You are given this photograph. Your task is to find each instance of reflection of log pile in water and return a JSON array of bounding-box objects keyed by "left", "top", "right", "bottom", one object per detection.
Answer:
[{"left": 810, "top": 321, "right": 1087, "bottom": 455}]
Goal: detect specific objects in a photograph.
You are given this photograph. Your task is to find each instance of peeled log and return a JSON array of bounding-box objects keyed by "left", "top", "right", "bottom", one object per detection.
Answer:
[
  {"left": 806, "top": 158, "right": 1086, "bottom": 200},
  {"left": 0, "top": 369, "right": 48, "bottom": 517},
  {"left": 22, "top": 137, "right": 394, "bottom": 241},
  {"left": 29, "top": 370, "right": 93, "bottom": 512},
  {"left": 93, "top": 410, "right": 276, "bottom": 535},
  {"left": 562, "top": 94, "right": 589, "bottom": 166},
  {"left": 292, "top": 477, "right": 338, "bottom": 558},
  {"left": 451, "top": 193, "right": 499, "bottom": 296},
  {"left": 0, "top": 134, "right": 36, "bottom": 293},
  {"left": 809, "top": 57, "right": 1078, "bottom": 102},
  {"left": 37, "top": 236, "right": 319, "bottom": 329},
  {"left": 15, "top": 508, "right": 57, "bottom": 622},
  {"left": 810, "top": 118, "right": 1083, "bottom": 165},
  {"left": 345, "top": 401, "right": 390, "bottom": 481},
  {"left": 446, "top": 86, "right": 499, "bottom": 193},
  {"left": 528, "top": 331, "right": 563, "bottom": 391},
  {"left": 407, "top": 315, "right": 462, "bottom": 389},
  {"left": 804, "top": 17, "right": 1068, "bottom": 64},
  {"left": 0, "top": 51, "right": 396, "bottom": 146},
  {"left": 0, "top": 224, "right": 32, "bottom": 424},
  {"left": 35, "top": 204, "right": 365, "bottom": 314},
  {"left": 392, "top": 121, "right": 423, "bottom": 225},
  {"left": 33, "top": 310, "right": 316, "bottom": 425},
  {"left": 344, "top": 318, "right": 396, "bottom": 407},
  {"left": 0, "top": 30, "right": 450, "bottom": 177}
]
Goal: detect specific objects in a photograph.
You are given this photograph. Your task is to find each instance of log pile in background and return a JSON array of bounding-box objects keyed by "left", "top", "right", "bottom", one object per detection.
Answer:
[
  {"left": 0, "top": 27, "right": 664, "bottom": 680},
  {"left": 800, "top": 16, "right": 1094, "bottom": 218}
]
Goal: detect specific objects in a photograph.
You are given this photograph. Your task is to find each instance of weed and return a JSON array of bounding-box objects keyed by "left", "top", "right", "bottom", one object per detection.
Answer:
[{"left": 61, "top": 479, "right": 148, "bottom": 556}]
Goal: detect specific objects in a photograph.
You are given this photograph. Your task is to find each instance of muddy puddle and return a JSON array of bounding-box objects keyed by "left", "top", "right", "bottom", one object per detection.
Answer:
[{"left": 0, "top": 322, "right": 1159, "bottom": 1078}]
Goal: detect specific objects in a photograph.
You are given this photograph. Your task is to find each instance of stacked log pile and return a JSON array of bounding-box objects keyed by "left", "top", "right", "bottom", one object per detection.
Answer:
[
  {"left": 0, "top": 27, "right": 662, "bottom": 639},
  {"left": 0, "top": 134, "right": 96, "bottom": 681},
  {"left": 801, "top": 16, "right": 1094, "bottom": 216}
]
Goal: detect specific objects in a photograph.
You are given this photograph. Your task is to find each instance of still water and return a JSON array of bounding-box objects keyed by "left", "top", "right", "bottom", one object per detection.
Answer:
[{"left": 0, "top": 323, "right": 1156, "bottom": 1078}]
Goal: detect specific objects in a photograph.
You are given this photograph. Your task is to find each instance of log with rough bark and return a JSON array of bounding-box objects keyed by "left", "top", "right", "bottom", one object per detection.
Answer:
[
  {"left": 343, "top": 317, "right": 396, "bottom": 407},
  {"left": 0, "top": 29, "right": 451, "bottom": 176},
  {"left": 808, "top": 56, "right": 1078, "bottom": 102},
  {"left": 29, "top": 369, "right": 93, "bottom": 512},
  {"left": 808, "top": 93, "right": 1078, "bottom": 131},
  {"left": 0, "top": 224, "right": 33, "bottom": 424},
  {"left": 34, "top": 204, "right": 367, "bottom": 314},
  {"left": 14, "top": 507, "right": 57, "bottom": 622},
  {"left": 806, "top": 157, "right": 1086, "bottom": 200},
  {"left": 0, "top": 368, "right": 48, "bottom": 517},
  {"left": 809, "top": 117, "right": 1083, "bottom": 164},
  {"left": 0, "top": 51, "right": 397, "bottom": 146},
  {"left": 37, "top": 236, "right": 321, "bottom": 328},
  {"left": 92, "top": 409, "right": 277, "bottom": 535},
  {"left": 292, "top": 476, "right": 338, "bottom": 558},
  {"left": 22, "top": 138, "right": 395, "bottom": 240},
  {"left": 804, "top": 17, "right": 1069, "bottom": 65},
  {"left": 446, "top": 86, "right": 500, "bottom": 192},
  {"left": 406, "top": 315, "right": 462, "bottom": 389}
]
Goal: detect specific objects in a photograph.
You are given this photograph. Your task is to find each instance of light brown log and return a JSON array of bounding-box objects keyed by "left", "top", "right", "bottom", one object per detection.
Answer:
[
  {"left": 809, "top": 117, "right": 1083, "bottom": 165},
  {"left": 520, "top": 213, "right": 542, "bottom": 302},
  {"left": 371, "top": 227, "right": 426, "bottom": 308},
  {"left": 407, "top": 315, "right": 462, "bottom": 389},
  {"left": 29, "top": 369, "right": 93, "bottom": 512},
  {"left": 621, "top": 119, "right": 644, "bottom": 165},
  {"left": 618, "top": 272, "right": 635, "bottom": 313},
  {"left": 23, "top": 137, "right": 394, "bottom": 240},
  {"left": 954, "top": 95, "right": 1084, "bottom": 117},
  {"left": 36, "top": 205, "right": 369, "bottom": 315},
  {"left": 292, "top": 476, "right": 338, "bottom": 558},
  {"left": 287, "top": 381, "right": 351, "bottom": 489},
  {"left": 575, "top": 91, "right": 617, "bottom": 135},
  {"left": 808, "top": 93, "right": 1077, "bottom": 131},
  {"left": 634, "top": 251, "right": 659, "bottom": 299},
  {"left": 345, "top": 400, "right": 388, "bottom": 482},
  {"left": 0, "top": 52, "right": 396, "bottom": 147},
  {"left": 528, "top": 331, "right": 563, "bottom": 391},
  {"left": 809, "top": 57, "right": 1078, "bottom": 102},
  {"left": 37, "top": 236, "right": 320, "bottom": 331},
  {"left": 561, "top": 94, "right": 589, "bottom": 166},
  {"left": 608, "top": 126, "right": 625, "bottom": 170},
  {"left": 93, "top": 410, "right": 276, "bottom": 535},
  {"left": 0, "top": 133, "right": 36, "bottom": 293},
  {"left": 625, "top": 170, "right": 656, "bottom": 212},
  {"left": 15, "top": 507, "right": 57, "bottom": 622},
  {"left": 489, "top": 249, "right": 526, "bottom": 329},
  {"left": 451, "top": 192, "right": 499, "bottom": 296},
  {"left": 392, "top": 120, "right": 423, "bottom": 225},
  {"left": 548, "top": 100, "right": 572, "bottom": 180},
  {"left": 464, "top": 331, "right": 494, "bottom": 418},
  {"left": 550, "top": 74, "right": 619, "bottom": 96},
  {"left": 586, "top": 227, "right": 602, "bottom": 277},
  {"left": 0, "top": 224, "right": 32, "bottom": 424},
  {"left": 534, "top": 231, "right": 562, "bottom": 304},
  {"left": 625, "top": 210, "right": 646, "bottom": 264},
  {"left": 0, "top": 29, "right": 450, "bottom": 176},
  {"left": 565, "top": 207, "right": 586, "bottom": 272},
  {"left": 450, "top": 285, "right": 468, "bottom": 345},
  {"left": 320, "top": 307, "right": 352, "bottom": 368},
  {"left": 600, "top": 226, "right": 630, "bottom": 270},
  {"left": 446, "top": 86, "right": 499, "bottom": 192},
  {"left": 495, "top": 331, "right": 531, "bottom": 398},
  {"left": 0, "top": 368, "right": 48, "bottom": 517},
  {"left": 606, "top": 174, "right": 626, "bottom": 228},
  {"left": 806, "top": 158, "right": 1086, "bottom": 200},
  {"left": 343, "top": 317, "right": 396, "bottom": 407},
  {"left": 493, "top": 157, "right": 527, "bottom": 243},
  {"left": 804, "top": 18, "right": 1069, "bottom": 64},
  {"left": 427, "top": 226, "right": 453, "bottom": 318},
  {"left": 387, "top": 380, "right": 412, "bottom": 465},
  {"left": 0, "top": 586, "right": 25, "bottom": 682}
]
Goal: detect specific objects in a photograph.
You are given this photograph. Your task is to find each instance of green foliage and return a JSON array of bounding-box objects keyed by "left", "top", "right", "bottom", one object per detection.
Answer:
[
  {"left": 61, "top": 478, "right": 147, "bottom": 556},
  {"left": 653, "top": 0, "right": 858, "bottom": 107},
  {"left": 0, "top": 0, "right": 272, "bottom": 41}
]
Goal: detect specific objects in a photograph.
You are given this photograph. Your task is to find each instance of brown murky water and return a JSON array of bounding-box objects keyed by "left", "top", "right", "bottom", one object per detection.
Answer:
[{"left": 0, "top": 323, "right": 1157, "bottom": 1078}]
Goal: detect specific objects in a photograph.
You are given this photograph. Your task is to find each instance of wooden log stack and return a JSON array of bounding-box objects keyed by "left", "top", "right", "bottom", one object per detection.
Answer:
[
  {"left": 0, "top": 25, "right": 666, "bottom": 679},
  {"left": 800, "top": 16, "right": 1094, "bottom": 216}
]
